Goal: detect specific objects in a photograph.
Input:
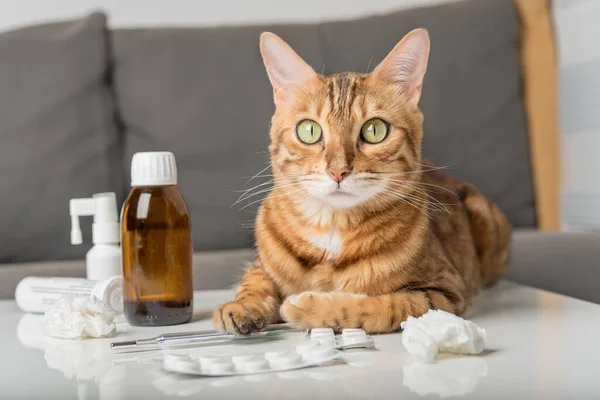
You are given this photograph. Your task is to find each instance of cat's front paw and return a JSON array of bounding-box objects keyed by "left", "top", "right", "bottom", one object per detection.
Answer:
[
  {"left": 213, "top": 300, "right": 269, "bottom": 335},
  {"left": 281, "top": 291, "right": 368, "bottom": 330},
  {"left": 280, "top": 292, "right": 333, "bottom": 328}
]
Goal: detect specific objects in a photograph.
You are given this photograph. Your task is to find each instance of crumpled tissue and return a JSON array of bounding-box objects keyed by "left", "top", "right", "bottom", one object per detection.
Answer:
[
  {"left": 400, "top": 309, "right": 486, "bottom": 362},
  {"left": 43, "top": 295, "right": 117, "bottom": 339}
]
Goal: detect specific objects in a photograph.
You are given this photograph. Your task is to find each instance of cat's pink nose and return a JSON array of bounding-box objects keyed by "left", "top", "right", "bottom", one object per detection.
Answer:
[{"left": 327, "top": 165, "right": 352, "bottom": 183}]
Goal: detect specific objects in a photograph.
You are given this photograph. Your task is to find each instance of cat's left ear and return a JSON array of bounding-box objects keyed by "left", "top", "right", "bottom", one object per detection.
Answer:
[
  {"left": 372, "top": 28, "right": 430, "bottom": 107},
  {"left": 260, "top": 32, "right": 317, "bottom": 105}
]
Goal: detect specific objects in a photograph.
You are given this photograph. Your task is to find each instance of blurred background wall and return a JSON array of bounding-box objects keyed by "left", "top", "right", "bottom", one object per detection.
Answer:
[
  {"left": 554, "top": 0, "right": 600, "bottom": 231},
  {"left": 0, "top": 0, "right": 459, "bottom": 32}
]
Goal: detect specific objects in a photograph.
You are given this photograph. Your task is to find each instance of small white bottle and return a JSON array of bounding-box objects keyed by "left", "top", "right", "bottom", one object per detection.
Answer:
[
  {"left": 15, "top": 276, "right": 123, "bottom": 314},
  {"left": 70, "top": 192, "right": 122, "bottom": 281}
]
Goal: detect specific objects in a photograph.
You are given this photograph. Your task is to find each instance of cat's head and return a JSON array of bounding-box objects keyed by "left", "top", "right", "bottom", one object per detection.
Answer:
[{"left": 260, "top": 29, "right": 430, "bottom": 210}]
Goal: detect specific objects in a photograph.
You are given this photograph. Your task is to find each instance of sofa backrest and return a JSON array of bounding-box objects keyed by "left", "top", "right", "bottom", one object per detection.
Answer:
[
  {"left": 0, "top": 0, "right": 535, "bottom": 263},
  {"left": 0, "top": 13, "right": 123, "bottom": 263}
]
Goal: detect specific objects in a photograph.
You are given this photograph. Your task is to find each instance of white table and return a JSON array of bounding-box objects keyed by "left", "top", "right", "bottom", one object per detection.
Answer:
[{"left": 1, "top": 281, "right": 599, "bottom": 399}]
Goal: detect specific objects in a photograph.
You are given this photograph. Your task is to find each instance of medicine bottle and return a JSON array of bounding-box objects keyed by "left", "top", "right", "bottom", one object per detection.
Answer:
[{"left": 121, "top": 152, "right": 193, "bottom": 326}]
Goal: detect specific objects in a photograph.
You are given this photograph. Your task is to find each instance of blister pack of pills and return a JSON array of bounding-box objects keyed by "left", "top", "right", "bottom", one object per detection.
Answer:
[{"left": 163, "top": 328, "right": 375, "bottom": 376}]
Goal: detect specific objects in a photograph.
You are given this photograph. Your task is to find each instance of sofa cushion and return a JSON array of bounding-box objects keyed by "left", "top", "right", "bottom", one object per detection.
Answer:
[
  {"left": 0, "top": 13, "right": 122, "bottom": 263},
  {"left": 111, "top": 0, "right": 534, "bottom": 253},
  {"left": 507, "top": 230, "right": 600, "bottom": 304}
]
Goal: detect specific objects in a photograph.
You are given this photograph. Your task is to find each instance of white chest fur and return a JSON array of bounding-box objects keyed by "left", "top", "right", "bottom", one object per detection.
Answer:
[{"left": 308, "top": 228, "right": 343, "bottom": 260}]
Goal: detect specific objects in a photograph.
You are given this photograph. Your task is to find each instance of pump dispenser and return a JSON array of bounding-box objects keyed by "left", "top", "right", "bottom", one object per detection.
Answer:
[{"left": 70, "top": 192, "right": 122, "bottom": 281}]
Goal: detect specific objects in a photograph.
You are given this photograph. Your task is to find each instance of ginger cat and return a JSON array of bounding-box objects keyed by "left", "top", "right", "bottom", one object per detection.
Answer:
[{"left": 214, "top": 29, "right": 511, "bottom": 334}]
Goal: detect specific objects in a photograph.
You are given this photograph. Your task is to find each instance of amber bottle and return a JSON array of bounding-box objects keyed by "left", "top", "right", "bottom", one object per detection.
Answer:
[{"left": 121, "top": 152, "right": 193, "bottom": 326}]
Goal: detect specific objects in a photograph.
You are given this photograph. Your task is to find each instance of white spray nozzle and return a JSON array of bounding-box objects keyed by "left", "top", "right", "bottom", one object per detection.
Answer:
[{"left": 69, "top": 193, "right": 120, "bottom": 246}]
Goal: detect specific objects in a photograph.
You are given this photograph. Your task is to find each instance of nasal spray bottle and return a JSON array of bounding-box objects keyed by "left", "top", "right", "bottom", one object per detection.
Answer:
[
  {"left": 70, "top": 192, "right": 122, "bottom": 280},
  {"left": 14, "top": 193, "right": 124, "bottom": 314},
  {"left": 15, "top": 193, "right": 123, "bottom": 314}
]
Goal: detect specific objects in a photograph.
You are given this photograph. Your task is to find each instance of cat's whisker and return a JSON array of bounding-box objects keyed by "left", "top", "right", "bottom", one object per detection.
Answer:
[
  {"left": 381, "top": 180, "right": 458, "bottom": 212},
  {"left": 366, "top": 56, "right": 374, "bottom": 73},
  {"left": 386, "top": 183, "right": 456, "bottom": 210},
  {"left": 232, "top": 179, "right": 275, "bottom": 194},
  {"left": 381, "top": 185, "right": 452, "bottom": 216},
  {"left": 232, "top": 181, "right": 302, "bottom": 206},
  {"left": 241, "top": 172, "right": 307, "bottom": 180},
  {"left": 385, "top": 179, "right": 459, "bottom": 198},
  {"left": 233, "top": 174, "right": 310, "bottom": 206},
  {"left": 373, "top": 182, "right": 449, "bottom": 217},
  {"left": 245, "top": 163, "right": 273, "bottom": 184},
  {"left": 238, "top": 188, "right": 304, "bottom": 211},
  {"left": 389, "top": 192, "right": 444, "bottom": 215},
  {"left": 376, "top": 188, "right": 436, "bottom": 221},
  {"left": 412, "top": 160, "right": 460, "bottom": 169},
  {"left": 232, "top": 188, "right": 274, "bottom": 207},
  {"left": 365, "top": 163, "right": 457, "bottom": 176},
  {"left": 372, "top": 192, "right": 401, "bottom": 215}
]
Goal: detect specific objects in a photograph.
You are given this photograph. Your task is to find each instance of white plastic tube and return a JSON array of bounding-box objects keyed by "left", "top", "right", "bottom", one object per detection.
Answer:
[{"left": 15, "top": 276, "right": 123, "bottom": 314}]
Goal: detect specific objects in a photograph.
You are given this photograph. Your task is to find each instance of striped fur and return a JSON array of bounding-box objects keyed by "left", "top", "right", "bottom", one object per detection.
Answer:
[{"left": 214, "top": 30, "right": 511, "bottom": 334}]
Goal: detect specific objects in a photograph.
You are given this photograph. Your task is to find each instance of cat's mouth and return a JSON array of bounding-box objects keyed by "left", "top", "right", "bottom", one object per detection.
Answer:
[{"left": 328, "top": 189, "right": 357, "bottom": 198}]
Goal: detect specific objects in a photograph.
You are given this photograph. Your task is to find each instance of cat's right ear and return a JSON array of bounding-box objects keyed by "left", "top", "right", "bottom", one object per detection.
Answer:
[
  {"left": 260, "top": 32, "right": 317, "bottom": 105},
  {"left": 371, "top": 28, "right": 430, "bottom": 107}
]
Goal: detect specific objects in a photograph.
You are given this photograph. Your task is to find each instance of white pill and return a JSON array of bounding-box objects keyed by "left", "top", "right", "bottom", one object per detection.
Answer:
[
  {"left": 311, "top": 328, "right": 334, "bottom": 338},
  {"left": 316, "top": 338, "right": 336, "bottom": 348},
  {"left": 312, "top": 327, "right": 334, "bottom": 334},
  {"left": 304, "top": 345, "right": 337, "bottom": 362},
  {"left": 311, "top": 333, "right": 335, "bottom": 340},
  {"left": 197, "top": 355, "right": 223, "bottom": 366},
  {"left": 342, "top": 328, "right": 367, "bottom": 337},
  {"left": 241, "top": 358, "right": 270, "bottom": 373},
  {"left": 209, "top": 361, "right": 235, "bottom": 375},
  {"left": 166, "top": 357, "right": 200, "bottom": 373},
  {"left": 341, "top": 336, "right": 370, "bottom": 346},
  {"left": 271, "top": 353, "right": 302, "bottom": 369},
  {"left": 264, "top": 351, "right": 288, "bottom": 361},
  {"left": 232, "top": 354, "right": 256, "bottom": 365},
  {"left": 296, "top": 339, "right": 321, "bottom": 354}
]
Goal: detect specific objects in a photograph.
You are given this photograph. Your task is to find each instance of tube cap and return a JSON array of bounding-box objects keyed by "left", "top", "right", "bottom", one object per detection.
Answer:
[
  {"left": 91, "top": 276, "right": 123, "bottom": 314},
  {"left": 131, "top": 152, "right": 177, "bottom": 187}
]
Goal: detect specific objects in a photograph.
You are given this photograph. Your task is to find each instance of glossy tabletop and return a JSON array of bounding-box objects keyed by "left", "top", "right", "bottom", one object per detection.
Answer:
[{"left": 1, "top": 280, "right": 599, "bottom": 399}]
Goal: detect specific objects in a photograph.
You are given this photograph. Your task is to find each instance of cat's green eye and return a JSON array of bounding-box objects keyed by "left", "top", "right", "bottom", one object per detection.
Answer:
[
  {"left": 360, "top": 118, "right": 389, "bottom": 144},
  {"left": 296, "top": 119, "right": 323, "bottom": 144}
]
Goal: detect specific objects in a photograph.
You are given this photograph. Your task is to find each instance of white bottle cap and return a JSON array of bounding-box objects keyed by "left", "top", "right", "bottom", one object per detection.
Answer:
[{"left": 131, "top": 151, "right": 178, "bottom": 187}]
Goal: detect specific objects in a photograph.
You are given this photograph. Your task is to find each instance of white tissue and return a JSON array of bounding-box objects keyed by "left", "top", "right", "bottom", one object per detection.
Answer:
[
  {"left": 400, "top": 310, "right": 486, "bottom": 362},
  {"left": 43, "top": 296, "right": 117, "bottom": 339}
]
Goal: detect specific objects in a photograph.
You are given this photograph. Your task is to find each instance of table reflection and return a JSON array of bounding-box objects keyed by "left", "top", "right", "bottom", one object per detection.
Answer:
[
  {"left": 403, "top": 355, "right": 488, "bottom": 397},
  {"left": 17, "top": 313, "right": 127, "bottom": 400}
]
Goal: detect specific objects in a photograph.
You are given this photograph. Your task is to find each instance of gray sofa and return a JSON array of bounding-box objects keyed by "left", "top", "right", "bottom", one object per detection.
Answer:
[{"left": 1, "top": 0, "right": 598, "bottom": 302}]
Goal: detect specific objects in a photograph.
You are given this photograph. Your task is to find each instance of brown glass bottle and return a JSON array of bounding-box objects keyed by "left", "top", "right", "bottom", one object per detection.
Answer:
[{"left": 122, "top": 152, "right": 193, "bottom": 326}]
